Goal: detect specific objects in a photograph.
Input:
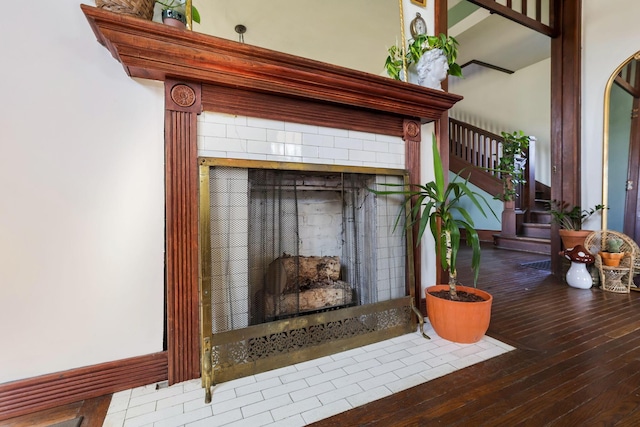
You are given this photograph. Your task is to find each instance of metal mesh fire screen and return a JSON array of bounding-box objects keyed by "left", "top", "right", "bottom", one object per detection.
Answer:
[{"left": 198, "top": 158, "right": 419, "bottom": 401}]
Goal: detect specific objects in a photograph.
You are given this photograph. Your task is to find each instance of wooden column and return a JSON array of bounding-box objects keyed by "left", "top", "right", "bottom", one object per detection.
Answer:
[
  {"left": 164, "top": 79, "right": 202, "bottom": 384},
  {"left": 550, "top": 0, "right": 581, "bottom": 277},
  {"left": 404, "top": 119, "right": 422, "bottom": 309}
]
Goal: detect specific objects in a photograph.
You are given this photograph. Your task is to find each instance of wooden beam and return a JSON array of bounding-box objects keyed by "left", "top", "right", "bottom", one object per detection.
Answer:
[
  {"left": 550, "top": 0, "right": 582, "bottom": 277},
  {"left": 460, "top": 60, "right": 515, "bottom": 75}
]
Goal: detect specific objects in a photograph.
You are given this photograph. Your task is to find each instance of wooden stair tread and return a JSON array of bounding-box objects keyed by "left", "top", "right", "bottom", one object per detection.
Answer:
[{"left": 493, "top": 234, "right": 550, "bottom": 243}]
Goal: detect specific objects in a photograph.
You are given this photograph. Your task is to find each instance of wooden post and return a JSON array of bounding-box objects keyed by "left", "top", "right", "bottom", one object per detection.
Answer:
[{"left": 164, "top": 79, "right": 202, "bottom": 385}]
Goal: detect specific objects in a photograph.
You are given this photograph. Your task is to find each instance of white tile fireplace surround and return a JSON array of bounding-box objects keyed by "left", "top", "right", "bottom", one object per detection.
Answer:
[
  {"left": 103, "top": 324, "right": 514, "bottom": 427},
  {"left": 94, "top": 113, "right": 521, "bottom": 426},
  {"left": 196, "top": 112, "right": 406, "bottom": 169}
]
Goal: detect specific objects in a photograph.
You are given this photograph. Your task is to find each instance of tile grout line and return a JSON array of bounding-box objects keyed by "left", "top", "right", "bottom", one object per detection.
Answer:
[{"left": 102, "top": 325, "right": 514, "bottom": 427}]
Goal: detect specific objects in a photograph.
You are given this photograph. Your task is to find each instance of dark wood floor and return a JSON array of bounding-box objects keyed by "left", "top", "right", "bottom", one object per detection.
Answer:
[
  {"left": 6, "top": 245, "right": 640, "bottom": 426},
  {"left": 0, "top": 395, "right": 111, "bottom": 427},
  {"left": 312, "top": 244, "right": 640, "bottom": 426}
]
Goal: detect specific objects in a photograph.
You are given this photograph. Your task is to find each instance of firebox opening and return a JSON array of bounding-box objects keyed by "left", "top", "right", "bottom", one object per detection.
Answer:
[
  {"left": 199, "top": 158, "right": 415, "bottom": 385},
  {"left": 206, "top": 163, "right": 408, "bottom": 334}
]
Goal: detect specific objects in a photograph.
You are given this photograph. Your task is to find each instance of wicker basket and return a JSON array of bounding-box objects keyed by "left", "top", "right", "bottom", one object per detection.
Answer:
[{"left": 95, "top": 0, "right": 155, "bottom": 21}]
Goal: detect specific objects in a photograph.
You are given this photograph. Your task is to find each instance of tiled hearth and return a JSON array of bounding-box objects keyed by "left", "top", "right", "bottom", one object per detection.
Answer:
[{"left": 103, "top": 323, "right": 513, "bottom": 427}]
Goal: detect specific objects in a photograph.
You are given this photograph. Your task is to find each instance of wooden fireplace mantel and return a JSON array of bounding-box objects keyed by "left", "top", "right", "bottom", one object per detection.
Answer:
[
  {"left": 81, "top": 5, "right": 461, "bottom": 122},
  {"left": 80, "top": 4, "right": 462, "bottom": 387}
]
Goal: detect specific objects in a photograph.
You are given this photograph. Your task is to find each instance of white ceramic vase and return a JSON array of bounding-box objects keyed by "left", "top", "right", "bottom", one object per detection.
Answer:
[{"left": 566, "top": 261, "right": 593, "bottom": 289}]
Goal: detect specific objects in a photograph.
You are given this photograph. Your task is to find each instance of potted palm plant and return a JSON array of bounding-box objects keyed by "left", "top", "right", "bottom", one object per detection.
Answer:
[
  {"left": 373, "top": 135, "right": 496, "bottom": 344},
  {"left": 550, "top": 200, "right": 606, "bottom": 249}
]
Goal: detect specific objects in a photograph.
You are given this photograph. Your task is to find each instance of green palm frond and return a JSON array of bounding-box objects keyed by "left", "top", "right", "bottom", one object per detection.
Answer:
[{"left": 369, "top": 134, "right": 496, "bottom": 292}]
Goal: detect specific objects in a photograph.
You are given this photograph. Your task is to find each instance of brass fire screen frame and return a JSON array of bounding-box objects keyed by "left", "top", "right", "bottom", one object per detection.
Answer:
[{"left": 198, "top": 158, "right": 420, "bottom": 402}]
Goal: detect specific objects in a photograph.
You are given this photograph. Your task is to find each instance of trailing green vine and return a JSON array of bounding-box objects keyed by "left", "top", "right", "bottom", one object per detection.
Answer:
[
  {"left": 497, "top": 130, "right": 531, "bottom": 202},
  {"left": 384, "top": 34, "right": 463, "bottom": 81}
]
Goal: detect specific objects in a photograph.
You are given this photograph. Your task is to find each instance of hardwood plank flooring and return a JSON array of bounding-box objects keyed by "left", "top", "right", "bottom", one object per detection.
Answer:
[
  {"left": 6, "top": 245, "right": 640, "bottom": 426},
  {"left": 311, "top": 244, "right": 640, "bottom": 426},
  {"left": 0, "top": 394, "right": 111, "bottom": 427}
]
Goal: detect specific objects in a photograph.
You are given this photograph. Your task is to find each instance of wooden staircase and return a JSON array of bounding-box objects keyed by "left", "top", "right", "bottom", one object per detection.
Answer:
[{"left": 449, "top": 119, "right": 551, "bottom": 255}]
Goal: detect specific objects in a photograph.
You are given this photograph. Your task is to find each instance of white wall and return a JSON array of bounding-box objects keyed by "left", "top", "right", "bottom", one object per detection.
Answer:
[
  {"left": 0, "top": 1, "right": 165, "bottom": 383},
  {"left": 449, "top": 57, "right": 551, "bottom": 186},
  {"left": 582, "top": 0, "right": 640, "bottom": 230},
  {"left": 196, "top": 0, "right": 400, "bottom": 76}
]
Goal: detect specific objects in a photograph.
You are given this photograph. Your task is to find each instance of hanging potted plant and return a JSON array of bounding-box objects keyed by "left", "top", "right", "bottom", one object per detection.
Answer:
[
  {"left": 372, "top": 135, "right": 496, "bottom": 344},
  {"left": 550, "top": 200, "right": 606, "bottom": 249},
  {"left": 156, "top": 0, "right": 201, "bottom": 28},
  {"left": 384, "top": 34, "right": 463, "bottom": 89}
]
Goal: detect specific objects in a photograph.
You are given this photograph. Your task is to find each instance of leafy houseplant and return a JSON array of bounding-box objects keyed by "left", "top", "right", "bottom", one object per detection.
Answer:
[
  {"left": 549, "top": 200, "right": 606, "bottom": 230},
  {"left": 385, "top": 34, "right": 463, "bottom": 82},
  {"left": 550, "top": 200, "right": 606, "bottom": 249},
  {"left": 372, "top": 135, "right": 496, "bottom": 344},
  {"left": 496, "top": 130, "right": 530, "bottom": 202},
  {"left": 156, "top": 0, "right": 201, "bottom": 25}
]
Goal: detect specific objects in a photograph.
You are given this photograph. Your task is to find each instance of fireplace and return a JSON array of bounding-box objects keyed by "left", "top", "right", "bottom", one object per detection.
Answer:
[
  {"left": 199, "top": 154, "right": 418, "bottom": 399},
  {"left": 81, "top": 5, "right": 462, "bottom": 393}
]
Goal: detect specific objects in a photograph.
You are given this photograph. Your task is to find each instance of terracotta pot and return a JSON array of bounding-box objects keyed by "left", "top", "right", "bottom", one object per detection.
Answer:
[
  {"left": 599, "top": 251, "right": 625, "bottom": 267},
  {"left": 425, "top": 285, "right": 493, "bottom": 344},
  {"left": 559, "top": 229, "right": 591, "bottom": 250}
]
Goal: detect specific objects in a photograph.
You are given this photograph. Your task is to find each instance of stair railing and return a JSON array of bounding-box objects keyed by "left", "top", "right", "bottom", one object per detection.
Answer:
[
  {"left": 449, "top": 118, "right": 501, "bottom": 178},
  {"left": 449, "top": 118, "right": 536, "bottom": 235},
  {"left": 466, "top": 0, "right": 556, "bottom": 37}
]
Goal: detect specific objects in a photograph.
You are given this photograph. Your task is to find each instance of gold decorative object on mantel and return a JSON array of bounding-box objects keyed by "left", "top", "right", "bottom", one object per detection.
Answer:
[{"left": 185, "top": 0, "right": 192, "bottom": 29}]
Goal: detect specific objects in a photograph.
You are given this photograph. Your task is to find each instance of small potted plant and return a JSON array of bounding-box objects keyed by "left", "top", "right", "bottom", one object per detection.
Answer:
[
  {"left": 600, "top": 236, "right": 625, "bottom": 266},
  {"left": 372, "top": 135, "right": 496, "bottom": 344},
  {"left": 156, "top": 0, "right": 201, "bottom": 28},
  {"left": 385, "top": 34, "right": 463, "bottom": 87},
  {"left": 549, "top": 200, "right": 606, "bottom": 249}
]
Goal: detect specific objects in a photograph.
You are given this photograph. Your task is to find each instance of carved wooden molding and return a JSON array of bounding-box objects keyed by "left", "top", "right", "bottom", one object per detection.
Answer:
[
  {"left": 166, "top": 81, "right": 202, "bottom": 113},
  {"left": 81, "top": 5, "right": 461, "bottom": 122},
  {"left": 403, "top": 119, "right": 422, "bottom": 143},
  {"left": 0, "top": 352, "right": 168, "bottom": 421},
  {"left": 202, "top": 85, "right": 405, "bottom": 137},
  {"left": 164, "top": 80, "right": 201, "bottom": 384}
]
